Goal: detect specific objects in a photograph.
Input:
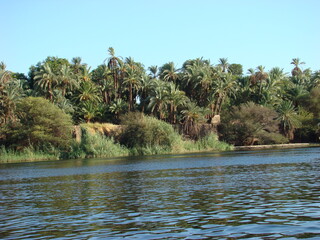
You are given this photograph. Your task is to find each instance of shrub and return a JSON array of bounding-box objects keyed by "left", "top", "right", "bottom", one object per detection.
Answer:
[
  {"left": 120, "top": 112, "right": 179, "bottom": 149},
  {"left": 2, "top": 97, "right": 73, "bottom": 150},
  {"left": 219, "top": 102, "right": 286, "bottom": 145}
]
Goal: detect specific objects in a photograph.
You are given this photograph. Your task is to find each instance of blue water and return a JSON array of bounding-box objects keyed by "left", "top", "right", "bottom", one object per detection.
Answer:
[{"left": 0, "top": 147, "right": 319, "bottom": 239}]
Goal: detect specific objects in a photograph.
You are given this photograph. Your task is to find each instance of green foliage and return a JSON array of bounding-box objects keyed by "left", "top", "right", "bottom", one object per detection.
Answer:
[
  {"left": 2, "top": 52, "right": 320, "bottom": 154},
  {"left": 308, "top": 87, "right": 320, "bottom": 118},
  {"left": 120, "top": 112, "right": 178, "bottom": 149},
  {"left": 228, "top": 63, "right": 243, "bottom": 76},
  {"left": 183, "top": 133, "right": 233, "bottom": 151},
  {"left": 71, "top": 127, "right": 129, "bottom": 158},
  {"left": 0, "top": 145, "right": 59, "bottom": 163},
  {"left": 3, "top": 97, "right": 73, "bottom": 150},
  {"left": 219, "top": 102, "right": 284, "bottom": 145},
  {"left": 276, "top": 101, "right": 301, "bottom": 140}
]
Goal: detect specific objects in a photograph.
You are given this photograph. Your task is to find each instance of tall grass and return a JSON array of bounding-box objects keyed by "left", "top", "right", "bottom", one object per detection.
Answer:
[
  {"left": 0, "top": 146, "right": 59, "bottom": 163},
  {"left": 64, "top": 126, "right": 129, "bottom": 159},
  {"left": 1, "top": 119, "right": 233, "bottom": 163}
]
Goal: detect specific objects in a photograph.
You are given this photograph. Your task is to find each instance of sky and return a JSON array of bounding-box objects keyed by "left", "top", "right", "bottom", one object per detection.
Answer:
[{"left": 1, "top": 0, "right": 320, "bottom": 75}]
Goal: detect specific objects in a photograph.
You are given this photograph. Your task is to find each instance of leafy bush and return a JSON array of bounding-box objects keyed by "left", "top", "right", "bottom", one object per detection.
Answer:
[
  {"left": 1, "top": 97, "right": 73, "bottom": 150},
  {"left": 219, "top": 102, "right": 286, "bottom": 145},
  {"left": 120, "top": 112, "right": 179, "bottom": 149}
]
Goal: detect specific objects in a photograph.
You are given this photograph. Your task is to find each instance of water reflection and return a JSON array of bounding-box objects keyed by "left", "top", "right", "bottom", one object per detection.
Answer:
[{"left": 0, "top": 148, "right": 319, "bottom": 239}]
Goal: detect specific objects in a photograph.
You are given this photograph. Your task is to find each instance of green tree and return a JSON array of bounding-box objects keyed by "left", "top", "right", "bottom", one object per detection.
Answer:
[
  {"left": 276, "top": 101, "right": 301, "bottom": 140},
  {"left": 109, "top": 98, "right": 127, "bottom": 121},
  {"left": 166, "top": 82, "right": 189, "bottom": 124},
  {"left": 147, "top": 79, "right": 169, "bottom": 120},
  {"left": 211, "top": 72, "right": 237, "bottom": 116},
  {"left": 218, "top": 58, "right": 229, "bottom": 73},
  {"left": 58, "top": 64, "right": 78, "bottom": 97},
  {"left": 181, "top": 102, "right": 210, "bottom": 139},
  {"left": 34, "top": 63, "right": 58, "bottom": 101},
  {"left": 76, "top": 81, "right": 101, "bottom": 103},
  {"left": 4, "top": 97, "right": 73, "bottom": 150},
  {"left": 291, "top": 58, "right": 305, "bottom": 76},
  {"left": 148, "top": 65, "right": 159, "bottom": 79},
  {"left": 123, "top": 64, "right": 142, "bottom": 111},
  {"left": 307, "top": 87, "right": 320, "bottom": 118},
  {"left": 159, "top": 62, "right": 179, "bottom": 83},
  {"left": 0, "top": 67, "right": 24, "bottom": 125},
  {"left": 81, "top": 101, "right": 102, "bottom": 123},
  {"left": 228, "top": 63, "right": 243, "bottom": 76},
  {"left": 91, "top": 64, "right": 114, "bottom": 104},
  {"left": 219, "top": 102, "right": 285, "bottom": 145},
  {"left": 105, "top": 47, "right": 123, "bottom": 99}
]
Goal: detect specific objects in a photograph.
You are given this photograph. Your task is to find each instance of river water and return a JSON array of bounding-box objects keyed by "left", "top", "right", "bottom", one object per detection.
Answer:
[{"left": 0, "top": 147, "right": 319, "bottom": 239}]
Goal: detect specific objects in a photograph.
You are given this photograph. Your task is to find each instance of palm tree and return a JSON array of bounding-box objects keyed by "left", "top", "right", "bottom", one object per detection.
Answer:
[
  {"left": 0, "top": 62, "right": 11, "bottom": 88},
  {"left": 0, "top": 62, "right": 6, "bottom": 71},
  {"left": 148, "top": 65, "right": 158, "bottom": 79},
  {"left": 310, "top": 71, "right": 320, "bottom": 88},
  {"left": 109, "top": 98, "right": 127, "bottom": 121},
  {"left": 58, "top": 64, "right": 78, "bottom": 97},
  {"left": 211, "top": 72, "right": 237, "bottom": 116},
  {"left": 265, "top": 67, "right": 288, "bottom": 105},
  {"left": 181, "top": 102, "right": 210, "bottom": 139},
  {"left": 285, "top": 84, "right": 309, "bottom": 107},
  {"left": 71, "top": 57, "right": 86, "bottom": 75},
  {"left": 148, "top": 79, "right": 169, "bottom": 120},
  {"left": 105, "top": 47, "right": 123, "bottom": 99},
  {"left": 76, "top": 81, "right": 101, "bottom": 103},
  {"left": 291, "top": 58, "right": 305, "bottom": 76},
  {"left": 166, "top": 82, "right": 189, "bottom": 124},
  {"left": 182, "top": 59, "right": 213, "bottom": 106},
  {"left": 159, "top": 62, "right": 179, "bottom": 83},
  {"left": 34, "top": 63, "right": 58, "bottom": 102},
  {"left": 139, "top": 74, "right": 154, "bottom": 112},
  {"left": 81, "top": 101, "right": 102, "bottom": 123},
  {"left": 247, "top": 68, "right": 256, "bottom": 86},
  {"left": 0, "top": 70, "right": 23, "bottom": 124},
  {"left": 123, "top": 67, "right": 141, "bottom": 111},
  {"left": 254, "top": 65, "right": 269, "bottom": 101},
  {"left": 218, "top": 58, "right": 229, "bottom": 73},
  {"left": 276, "top": 101, "right": 301, "bottom": 140}
]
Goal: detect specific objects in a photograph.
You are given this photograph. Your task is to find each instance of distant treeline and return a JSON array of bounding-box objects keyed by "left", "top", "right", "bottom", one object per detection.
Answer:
[{"left": 0, "top": 48, "right": 319, "bottom": 160}]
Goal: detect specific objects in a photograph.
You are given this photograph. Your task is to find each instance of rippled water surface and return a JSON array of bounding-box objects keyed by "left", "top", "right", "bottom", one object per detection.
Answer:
[{"left": 1, "top": 147, "right": 320, "bottom": 239}]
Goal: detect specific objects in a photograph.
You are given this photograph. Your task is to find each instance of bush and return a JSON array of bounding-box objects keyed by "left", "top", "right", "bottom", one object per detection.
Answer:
[
  {"left": 219, "top": 102, "right": 286, "bottom": 145},
  {"left": 120, "top": 112, "right": 179, "bottom": 149},
  {"left": 2, "top": 97, "right": 73, "bottom": 150}
]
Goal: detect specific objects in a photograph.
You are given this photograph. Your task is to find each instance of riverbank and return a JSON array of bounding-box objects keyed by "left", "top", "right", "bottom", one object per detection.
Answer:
[
  {"left": 1, "top": 142, "right": 319, "bottom": 164},
  {"left": 234, "top": 143, "right": 320, "bottom": 151},
  {"left": 0, "top": 131, "right": 233, "bottom": 163}
]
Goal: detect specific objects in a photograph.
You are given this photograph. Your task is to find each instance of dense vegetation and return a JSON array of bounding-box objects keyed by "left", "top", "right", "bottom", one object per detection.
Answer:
[{"left": 1, "top": 48, "right": 319, "bottom": 162}]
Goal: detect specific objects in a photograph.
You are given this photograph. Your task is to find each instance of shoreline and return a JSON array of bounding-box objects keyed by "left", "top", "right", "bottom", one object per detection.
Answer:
[
  {"left": 1, "top": 143, "right": 319, "bottom": 164},
  {"left": 234, "top": 143, "right": 320, "bottom": 151}
]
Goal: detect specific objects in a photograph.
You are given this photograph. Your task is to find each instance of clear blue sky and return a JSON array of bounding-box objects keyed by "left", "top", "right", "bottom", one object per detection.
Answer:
[{"left": 1, "top": 0, "right": 319, "bottom": 75}]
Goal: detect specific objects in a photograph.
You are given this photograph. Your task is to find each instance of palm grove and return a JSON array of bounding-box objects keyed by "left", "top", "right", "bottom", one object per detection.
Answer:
[{"left": 1, "top": 48, "right": 320, "bottom": 159}]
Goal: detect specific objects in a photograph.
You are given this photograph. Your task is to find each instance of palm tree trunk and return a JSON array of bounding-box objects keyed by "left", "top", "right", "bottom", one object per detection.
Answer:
[
  {"left": 129, "top": 83, "right": 133, "bottom": 111},
  {"left": 49, "top": 85, "right": 53, "bottom": 102}
]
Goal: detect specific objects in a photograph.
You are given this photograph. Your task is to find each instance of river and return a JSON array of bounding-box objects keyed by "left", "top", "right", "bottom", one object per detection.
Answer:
[{"left": 0, "top": 147, "right": 319, "bottom": 239}]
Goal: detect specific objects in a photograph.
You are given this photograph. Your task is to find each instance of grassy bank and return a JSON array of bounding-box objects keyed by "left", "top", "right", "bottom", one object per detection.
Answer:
[
  {"left": 0, "top": 146, "right": 60, "bottom": 163},
  {"left": 234, "top": 143, "right": 320, "bottom": 151},
  {"left": 0, "top": 128, "right": 233, "bottom": 163}
]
